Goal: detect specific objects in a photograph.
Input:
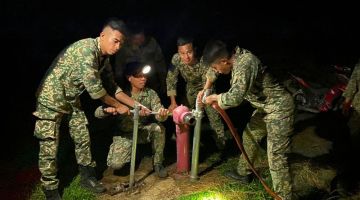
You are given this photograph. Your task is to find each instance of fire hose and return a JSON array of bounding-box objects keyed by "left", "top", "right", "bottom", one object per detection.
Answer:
[{"left": 211, "top": 102, "right": 282, "bottom": 200}]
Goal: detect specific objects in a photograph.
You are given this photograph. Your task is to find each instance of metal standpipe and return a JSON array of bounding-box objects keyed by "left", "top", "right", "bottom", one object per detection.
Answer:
[
  {"left": 129, "top": 103, "right": 140, "bottom": 188},
  {"left": 190, "top": 92, "right": 206, "bottom": 181},
  {"left": 189, "top": 89, "right": 211, "bottom": 181}
]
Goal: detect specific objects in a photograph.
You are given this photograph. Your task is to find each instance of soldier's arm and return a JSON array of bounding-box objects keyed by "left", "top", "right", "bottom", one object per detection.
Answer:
[
  {"left": 99, "top": 59, "right": 137, "bottom": 108},
  {"left": 217, "top": 58, "right": 257, "bottom": 110},
  {"left": 197, "top": 59, "right": 219, "bottom": 103},
  {"left": 94, "top": 106, "right": 117, "bottom": 118},
  {"left": 204, "top": 68, "right": 218, "bottom": 88},
  {"left": 197, "top": 70, "right": 216, "bottom": 104},
  {"left": 150, "top": 89, "right": 169, "bottom": 122},
  {"left": 115, "top": 91, "right": 151, "bottom": 115},
  {"left": 343, "top": 62, "right": 360, "bottom": 101},
  {"left": 100, "top": 94, "right": 130, "bottom": 115},
  {"left": 115, "top": 91, "right": 136, "bottom": 107},
  {"left": 100, "top": 59, "right": 150, "bottom": 113},
  {"left": 342, "top": 62, "right": 360, "bottom": 115}
]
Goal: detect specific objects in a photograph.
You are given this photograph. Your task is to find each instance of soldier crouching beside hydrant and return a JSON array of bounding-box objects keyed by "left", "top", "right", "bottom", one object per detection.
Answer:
[{"left": 95, "top": 61, "right": 169, "bottom": 179}]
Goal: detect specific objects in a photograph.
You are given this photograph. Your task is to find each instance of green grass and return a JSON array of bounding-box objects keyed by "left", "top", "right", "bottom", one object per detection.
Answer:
[
  {"left": 29, "top": 176, "right": 96, "bottom": 200},
  {"left": 177, "top": 181, "right": 273, "bottom": 200},
  {"left": 215, "top": 157, "right": 238, "bottom": 174},
  {"left": 177, "top": 156, "right": 273, "bottom": 200},
  {"left": 29, "top": 184, "right": 45, "bottom": 200},
  {"left": 177, "top": 190, "right": 227, "bottom": 200}
]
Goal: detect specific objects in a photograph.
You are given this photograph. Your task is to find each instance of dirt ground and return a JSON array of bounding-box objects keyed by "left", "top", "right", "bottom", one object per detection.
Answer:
[
  {"left": 94, "top": 110, "right": 360, "bottom": 200},
  {"left": 98, "top": 156, "right": 229, "bottom": 200}
]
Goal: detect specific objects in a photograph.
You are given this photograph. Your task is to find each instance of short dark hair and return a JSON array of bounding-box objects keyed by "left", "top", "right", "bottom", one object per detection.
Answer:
[
  {"left": 124, "top": 61, "right": 144, "bottom": 77},
  {"left": 177, "top": 36, "right": 193, "bottom": 46},
  {"left": 202, "top": 40, "right": 229, "bottom": 65},
  {"left": 103, "top": 17, "right": 128, "bottom": 36}
]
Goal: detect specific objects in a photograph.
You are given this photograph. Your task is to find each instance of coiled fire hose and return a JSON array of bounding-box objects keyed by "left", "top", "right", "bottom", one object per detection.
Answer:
[{"left": 211, "top": 102, "right": 281, "bottom": 200}]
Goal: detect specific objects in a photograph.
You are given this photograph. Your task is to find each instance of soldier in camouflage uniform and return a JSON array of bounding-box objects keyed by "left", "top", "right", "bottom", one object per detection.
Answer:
[
  {"left": 201, "top": 40, "right": 295, "bottom": 200},
  {"left": 95, "top": 61, "right": 169, "bottom": 178},
  {"left": 166, "top": 37, "right": 226, "bottom": 149},
  {"left": 342, "top": 59, "right": 360, "bottom": 150},
  {"left": 33, "top": 19, "right": 145, "bottom": 200}
]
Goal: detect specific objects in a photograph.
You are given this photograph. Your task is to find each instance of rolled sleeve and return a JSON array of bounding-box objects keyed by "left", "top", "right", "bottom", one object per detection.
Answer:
[
  {"left": 167, "top": 90, "right": 176, "bottom": 96},
  {"left": 217, "top": 93, "right": 226, "bottom": 109},
  {"left": 90, "top": 88, "right": 107, "bottom": 99},
  {"left": 115, "top": 86, "right": 123, "bottom": 95},
  {"left": 94, "top": 106, "right": 110, "bottom": 118},
  {"left": 83, "top": 69, "right": 107, "bottom": 99}
]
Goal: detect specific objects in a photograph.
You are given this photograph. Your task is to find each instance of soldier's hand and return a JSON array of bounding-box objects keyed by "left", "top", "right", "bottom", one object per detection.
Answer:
[
  {"left": 197, "top": 90, "right": 205, "bottom": 103},
  {"left": 157, "top": 108, "right": 169, "bottom": 118},
  {"left": 197, "top": 90, "right": 206, "bottom": 108},
  {"left": 116, "top": 104, "right": 130, "bottom": 115},
  {"left": 103, "top": 107, "right": 118, "bottom": 115},
  {"left": 139, "top": 105, "right": 151, "bottom": 116},
  {"left": 205, "top": 94, "right": 218, "bottom": 105},
  {"left": 168, "top": 103, "right": 178, "bottom": 112}
]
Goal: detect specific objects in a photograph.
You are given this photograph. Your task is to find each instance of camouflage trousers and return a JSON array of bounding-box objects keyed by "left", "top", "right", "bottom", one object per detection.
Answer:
[
  {"left": 187, "top": 87, "right": 226, "bottom": 146},
  {"left": 348, "top": 110, "right": 360, "bottom": 137},
  {"left": 348, "top": 110, "right": 360, "bottom": 154},
  {"left": 107, "top": 123, "right": 165, "bottom": 169},
  {"left": 237, "top": 111, "right": 293, "bottom": 200},
  {"left": 33, "top": 104, "right": 95, "bottom": 190}
]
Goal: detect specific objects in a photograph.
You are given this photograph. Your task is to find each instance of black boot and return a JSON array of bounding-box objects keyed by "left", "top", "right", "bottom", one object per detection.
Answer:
[
  {"left": 78, "top": 165, "right": 106, "bottom": 193},
  {"left": 215, "top": 138, "right": 226, "bottom": 151},
  {"left": 224, "top": 170, "right": 252, "bottom": 184},
  {"left": 154, "top": 164, "right": 168, "bottom": 178},
  {"left": 43, "top": 188, "right": 61, "bottom": 200}
]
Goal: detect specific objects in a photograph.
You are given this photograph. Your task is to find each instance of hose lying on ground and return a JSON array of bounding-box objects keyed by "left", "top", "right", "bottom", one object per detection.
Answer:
[{"left": 212, "top": 102, "right": 282, "bottom": 200}]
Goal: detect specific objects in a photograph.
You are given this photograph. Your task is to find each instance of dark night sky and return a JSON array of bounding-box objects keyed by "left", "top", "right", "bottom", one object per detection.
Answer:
[{"left": 1, "top": 1, "right": 359, "bottom": 160}]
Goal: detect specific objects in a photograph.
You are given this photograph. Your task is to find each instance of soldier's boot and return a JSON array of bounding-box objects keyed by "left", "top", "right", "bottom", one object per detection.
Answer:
[
  {"left": 224, "top": 170, "right": 252, "bottom": 184},
  {"left": 43, "top": 188, "right": 61, "bottom": 200},
  {"left": 78, "top": 165, "right": 106, "bottom": 193},
  {"left": 215, "top": 137, "right": 226, "bottom": 151},
  {"left": 154, "top": 164, "right": 168, "bottom": 178}
]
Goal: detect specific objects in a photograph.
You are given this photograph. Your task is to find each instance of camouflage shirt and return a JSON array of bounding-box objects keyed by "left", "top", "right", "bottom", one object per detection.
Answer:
[
  {"left": 343, "top": 60, "right": 360, "bottom": 111},
  {"left": 118, "top": 88, "right": 166, "bottom": 133},
  {"left": 166, "top": 53, "right": 216, "bottom": 96},
  {"left": 217, "top": 47, "right": 294, "bottom": 120},
  {"left": 35, "top": 37, "right": 121, "bottom": 115}
]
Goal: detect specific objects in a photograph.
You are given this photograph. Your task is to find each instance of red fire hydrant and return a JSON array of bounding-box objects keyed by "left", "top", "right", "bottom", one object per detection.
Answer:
[{"left": 172, "top": 105, "right": 195, "bottom": 174}]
